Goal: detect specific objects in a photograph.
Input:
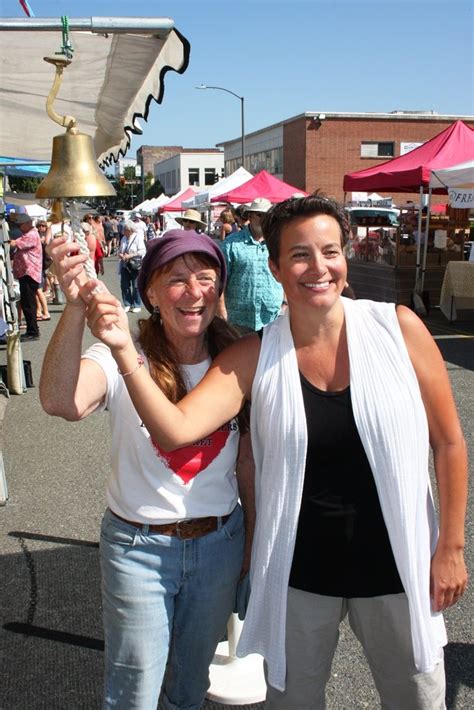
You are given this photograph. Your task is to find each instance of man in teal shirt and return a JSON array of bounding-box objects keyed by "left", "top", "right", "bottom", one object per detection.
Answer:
[{"left": 219, "top": 198, "right": 284, "bottom": 331}]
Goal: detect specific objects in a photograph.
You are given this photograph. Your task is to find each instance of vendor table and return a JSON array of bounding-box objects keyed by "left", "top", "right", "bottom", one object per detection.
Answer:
[{"left": 439, "top": 261, "right": 474, "bottom": 322}]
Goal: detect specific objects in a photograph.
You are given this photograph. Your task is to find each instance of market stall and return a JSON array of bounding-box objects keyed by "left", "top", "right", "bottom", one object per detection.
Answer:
[
  {"left": 439, "top": 261, "right": 474, "bottom": 321},
  {"left": 212, "top": 169, "right": 307, "bottom": 203},
  {"left": 343, "top": 121, "right": 474, "bottom": 308},
  {"left": 182, "top": 166, "right": 253, "bottom": 209},
  {"left": 161, "top": 187, "right": 199, "bottom": 211}
]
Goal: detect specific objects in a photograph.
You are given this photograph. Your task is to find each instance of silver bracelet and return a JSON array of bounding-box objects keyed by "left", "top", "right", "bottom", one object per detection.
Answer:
[{"left": 118, "top": 354, "right": 144, "bottom": 378}]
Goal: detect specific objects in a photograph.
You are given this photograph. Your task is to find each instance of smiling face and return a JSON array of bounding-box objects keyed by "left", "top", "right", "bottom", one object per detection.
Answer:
[
  {"left": 269, "top": 213, "right": 347, "bottom": 313},
  {"left": 145, "top": 254, "right": 220, "bottom": 346}
]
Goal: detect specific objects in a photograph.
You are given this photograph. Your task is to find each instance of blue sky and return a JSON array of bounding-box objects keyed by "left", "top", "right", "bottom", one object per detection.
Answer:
[{"left": 3, "top": 0, "right": 473, "bottom": 157}]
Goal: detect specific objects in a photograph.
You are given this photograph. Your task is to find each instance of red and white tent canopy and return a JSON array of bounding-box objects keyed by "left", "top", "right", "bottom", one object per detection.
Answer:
[
  {"left": 212, "top": 169, "right": 307, "bottom": 204},
  {"left": 161, "top": 187, "right": 199, "bottom": 212}
]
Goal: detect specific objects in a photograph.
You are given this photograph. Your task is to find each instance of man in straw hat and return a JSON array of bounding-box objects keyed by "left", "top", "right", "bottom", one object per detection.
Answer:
[
  {"left": 219, "top": 197, "right": 284, "bottom": 331},
  {"left": 176, "top": 209, "right": 207, "bottom": 233}
]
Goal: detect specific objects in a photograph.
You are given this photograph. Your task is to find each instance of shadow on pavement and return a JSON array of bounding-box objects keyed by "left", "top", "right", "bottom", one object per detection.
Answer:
[
  {"left": 1, "top": 533, "right": 103, "bottom": 709},
  {"left": 1, "top": 531, "right": 472, "bottom": 709},
  {"left": 445, "top": 642, "right": 474, "bottom": 708},
  {"left": 434, "top": 338, "right": 474, "bottom": 371}
]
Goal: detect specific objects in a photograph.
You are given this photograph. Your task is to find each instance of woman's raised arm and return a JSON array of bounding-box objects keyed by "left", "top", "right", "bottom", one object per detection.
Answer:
[
  {"left": 39, "top": 237, "right": 109, "bottom": 420},
  {"left": 81, "top": 280, "right": 260, "bottom": 449}
]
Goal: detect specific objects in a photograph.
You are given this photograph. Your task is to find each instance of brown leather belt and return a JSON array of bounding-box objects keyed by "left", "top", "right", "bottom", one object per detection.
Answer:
[{"left": 111, "top": 510, "right": 231, "bottom": 540}]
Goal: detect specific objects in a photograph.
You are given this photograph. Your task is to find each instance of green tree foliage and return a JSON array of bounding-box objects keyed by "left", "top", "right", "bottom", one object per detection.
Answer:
[
  {"left": 93, "top": 166, "right": 137, "bottom": 211},
  {"left": 7, "top": 176, "right": 42, "bottom": 194},
  {"left": 145, "top": 172, "right": 164, "bottom": 199}
]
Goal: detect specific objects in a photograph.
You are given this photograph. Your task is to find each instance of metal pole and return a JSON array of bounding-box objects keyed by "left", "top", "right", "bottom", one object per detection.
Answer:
[
  {"left": 241, "top": 97, "right": 245, "bottom": 170},
  {"left": 0, "top": 17, "right": 175, "bottom": 36},
  {"left": 420, "top": 188, "right": 432, "bottom": 292},
  {"left": 196, "top": 85, "right": 245, "bottom": 169},
  {"left": 414, "top": 186, "right": 424, "bottom": 291}
]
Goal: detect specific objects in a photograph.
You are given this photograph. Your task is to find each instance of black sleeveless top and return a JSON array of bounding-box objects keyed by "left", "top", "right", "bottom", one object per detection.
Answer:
[{"left": 288, "top": 373, "right": 404, "bottom": 598}]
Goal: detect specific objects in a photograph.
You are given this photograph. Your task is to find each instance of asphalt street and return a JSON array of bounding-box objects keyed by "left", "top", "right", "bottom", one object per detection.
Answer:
[{"left": 0, "top": 256, "right": 472, "bottom": 709}]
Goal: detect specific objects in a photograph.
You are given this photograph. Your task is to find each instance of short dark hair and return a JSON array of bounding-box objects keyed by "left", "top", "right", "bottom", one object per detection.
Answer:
[
  {"left": 233, "top": 204, "right": 248, "bottom": 220},
  {"left": 262, "top": 193, "right": 350, "bottom": 264}
]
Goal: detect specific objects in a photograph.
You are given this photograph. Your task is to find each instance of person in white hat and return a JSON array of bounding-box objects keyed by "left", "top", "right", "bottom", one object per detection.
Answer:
[
  {"left": 131, "top": 211, "right": 147, "bottom": 241},
  {"left": 176, "top": 209, "right": 207, "bottom": 233},
  {"left": 218, "top": 197, "right": 284, "bottom": 331}
]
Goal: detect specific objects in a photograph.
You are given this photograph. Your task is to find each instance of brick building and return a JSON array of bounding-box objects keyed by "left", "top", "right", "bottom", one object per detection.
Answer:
[
  {"left": 137, "top": 145, "right": 184, "bottom": 177},
  {"left": 219, "top": 111, "right": 474, "bottom": 203}
]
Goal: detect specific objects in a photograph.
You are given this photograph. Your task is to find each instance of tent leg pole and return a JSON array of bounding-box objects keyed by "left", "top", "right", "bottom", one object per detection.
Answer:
[
  {"left": 1, "top": 214, "right": 25, "bottom": 395},
  {"left": 412, "top": 187, "right": 427, "bottom": 316},
  {"left": 421, "top": 189, "right": 432, "bottom": 293},
  {"left": 415, "top": 186, "right": 424, "bottom": 290}
]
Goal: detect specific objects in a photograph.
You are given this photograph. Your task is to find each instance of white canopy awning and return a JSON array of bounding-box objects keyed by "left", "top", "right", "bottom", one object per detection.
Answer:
[
  {"left": 182, "top": 167, "right": 253, "bottom": 208},
  {"left": 134, "top": 194, "right": 170, "bottom": 213},
  {"left": 430, "top": 159, "right": 474, "bottom": 209},
  {"left": 429, "top": 159, "right": 474, "bottom": 189},
  {"left": 0, "top": 18, "right": 190, "bottom": 164}
]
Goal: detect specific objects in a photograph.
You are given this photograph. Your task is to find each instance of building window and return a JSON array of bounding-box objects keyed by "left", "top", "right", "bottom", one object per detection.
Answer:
[
  {"left": 361, "top": 142, "right": 395, "bottom": 158},
  {"left": 224, "top": 147, "right": 283, "bottom": 177},
  {"left": 188, "top": 168, "right": 200, "bottom": 185},
  {"left": 204, "top": 168, "right": 216, "bottom": 185}
]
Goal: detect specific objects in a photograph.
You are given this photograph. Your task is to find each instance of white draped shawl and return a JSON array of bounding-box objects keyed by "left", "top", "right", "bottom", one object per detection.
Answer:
[{"left": 237, "top": 298, "right": 446, "bottom": 691}]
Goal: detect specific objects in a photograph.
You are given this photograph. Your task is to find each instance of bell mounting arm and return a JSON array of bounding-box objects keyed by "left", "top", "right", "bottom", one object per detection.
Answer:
[{"left": 43, "top": 55, "right": 77, "bottom": 132}]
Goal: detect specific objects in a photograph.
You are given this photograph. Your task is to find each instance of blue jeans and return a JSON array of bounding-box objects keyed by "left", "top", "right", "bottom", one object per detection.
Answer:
[
  {"left": 120, "top": 267, "right": 141, "bottom": 308},
  {"left": 100, "top": 506, "right": 244, "bottom": 709}
]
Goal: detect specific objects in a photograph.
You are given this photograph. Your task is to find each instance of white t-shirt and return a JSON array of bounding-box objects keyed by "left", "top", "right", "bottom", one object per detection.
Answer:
[
  {"left": 132, "top": 219, "right": 147, "bottom": 239},
  {"left": 83, "top": 343, "right": 239, "bottom": 523}
]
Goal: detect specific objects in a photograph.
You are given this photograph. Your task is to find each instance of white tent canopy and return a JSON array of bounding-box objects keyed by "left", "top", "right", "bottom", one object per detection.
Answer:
[
  {"left": 23, "top": 204, "right": 48, "bottom": 217},
  {"left": 133, "top": 199, "right": 155, "bottom": 213},
  {"left": 429, "top": 159, "right": 474, "bottom": 209},
  {"left": 0, "top": 18, "right": 190, "bottom": 164},
  {"left": 429, "top": 159, "right": 474, "bottom": 189},
  {"left": 182, "top": 167, "right": 253, "bottom": 209},
  {"left": 134, "top": 193, "right": 170, "bottom": 213}
]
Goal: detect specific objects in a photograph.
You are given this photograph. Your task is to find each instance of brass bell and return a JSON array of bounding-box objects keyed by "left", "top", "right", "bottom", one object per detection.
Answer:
[{"left": 36, "top": 129, "right": 115, "bottom": 199}]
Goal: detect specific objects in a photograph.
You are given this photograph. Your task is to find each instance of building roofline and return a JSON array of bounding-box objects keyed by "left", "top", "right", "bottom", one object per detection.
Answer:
[
  {"left": 217, "top": 111, "right": 474, "bottom": 146},
  {"left": 139, "top": 145, "right": 222, "bottom": 153}
]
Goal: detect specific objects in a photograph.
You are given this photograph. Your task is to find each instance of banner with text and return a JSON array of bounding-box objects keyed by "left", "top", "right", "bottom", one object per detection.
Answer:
[{"left": 448, "top": 188, "right": 474, "bottom": 209}]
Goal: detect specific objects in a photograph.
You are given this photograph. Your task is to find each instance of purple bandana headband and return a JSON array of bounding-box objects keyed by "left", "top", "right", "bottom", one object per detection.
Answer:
[{"left": 137, "top": 229, "right": 227, "bottom": 313}]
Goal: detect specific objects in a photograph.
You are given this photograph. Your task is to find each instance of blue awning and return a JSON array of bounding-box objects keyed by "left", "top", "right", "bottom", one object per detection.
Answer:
[{"left": 0, "top": 157, "right": 50, "bottom": 178}]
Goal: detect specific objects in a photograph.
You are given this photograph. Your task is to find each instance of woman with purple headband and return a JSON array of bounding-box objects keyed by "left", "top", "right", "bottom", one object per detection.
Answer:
[{"left": 40, "top": 230, "right": 255, "bottom": 710}]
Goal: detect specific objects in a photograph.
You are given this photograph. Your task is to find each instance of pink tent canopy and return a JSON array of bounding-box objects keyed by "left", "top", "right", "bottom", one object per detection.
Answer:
[
  {"left": 162, "top": 187, "right": 198, "bottom": 212},
  {"left": 211, "top": 169, "right": 307, "bottom": 204},
  {"left": 343, "top": 120, "right": 474, "bottom": 194}
]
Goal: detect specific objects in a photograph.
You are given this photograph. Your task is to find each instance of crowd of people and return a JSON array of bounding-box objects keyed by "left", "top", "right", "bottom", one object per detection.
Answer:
[
  {"left": 6, "top": 210, "right": 161, "bottom": 336},
  {"left": 6, "top": 191, "right": 467, "bottom": 710}
]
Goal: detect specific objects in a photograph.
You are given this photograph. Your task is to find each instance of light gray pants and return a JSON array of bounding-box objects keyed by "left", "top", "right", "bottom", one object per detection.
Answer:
[{"left": 265, "top": 587, "right": 446, "bottom": 710}]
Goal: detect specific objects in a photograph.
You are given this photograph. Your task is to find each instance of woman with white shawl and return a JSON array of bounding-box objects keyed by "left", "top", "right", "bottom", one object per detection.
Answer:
[{"left": 78, "top": 195, "right": 467, "bottom": 709}]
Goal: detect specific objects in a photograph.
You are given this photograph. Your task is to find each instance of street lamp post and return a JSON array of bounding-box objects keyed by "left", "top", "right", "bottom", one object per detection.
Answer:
[{"left": 196, "top": 84, "right": 245, "bottom": 170}]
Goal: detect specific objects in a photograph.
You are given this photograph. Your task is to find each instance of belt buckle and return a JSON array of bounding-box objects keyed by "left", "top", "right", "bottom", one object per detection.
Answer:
[{"left": 175, "top": 519, "right": 195, "bottom": 540}]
